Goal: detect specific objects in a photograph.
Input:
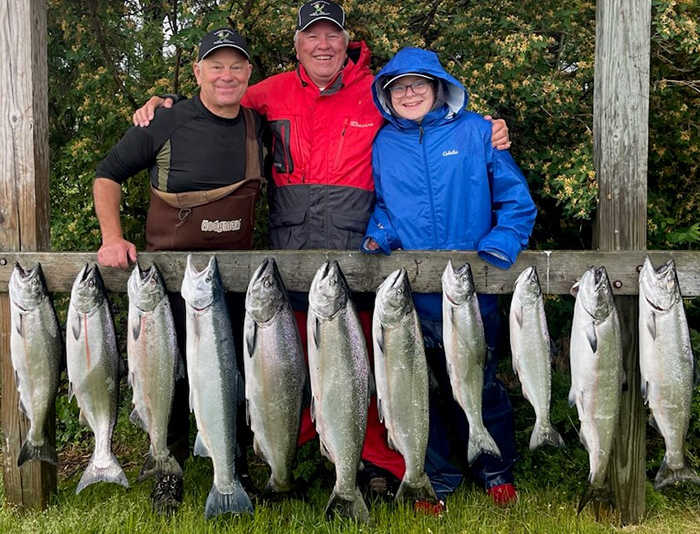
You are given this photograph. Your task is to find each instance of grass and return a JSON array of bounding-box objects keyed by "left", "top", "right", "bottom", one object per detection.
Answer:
[{"left": 3, "top": 439, "right": 700, "bottom": 534}]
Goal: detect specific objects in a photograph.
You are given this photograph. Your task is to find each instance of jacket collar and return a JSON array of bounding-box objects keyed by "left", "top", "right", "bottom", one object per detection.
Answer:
[{"left": 295, "top": 41, "right": 371, "bottom": 95}]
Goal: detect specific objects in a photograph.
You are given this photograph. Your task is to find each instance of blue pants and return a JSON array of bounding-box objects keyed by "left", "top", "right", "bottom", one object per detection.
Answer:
[{"left": 421, "top": 308, "right": 518, "bottom": 499}]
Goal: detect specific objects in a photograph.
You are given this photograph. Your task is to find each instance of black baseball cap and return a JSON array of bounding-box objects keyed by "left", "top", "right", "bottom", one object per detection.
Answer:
[
  {"left": 197, "top": 28, "right": 250, "bottom": 61},
  {"left": 297, "top": 1, "right": 345, "bottom": 32}
]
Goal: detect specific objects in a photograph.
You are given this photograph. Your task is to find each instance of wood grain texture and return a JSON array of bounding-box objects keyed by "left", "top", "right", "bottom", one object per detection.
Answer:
[
  {"left": 593, "top": 0, "right": 651, "bottom": 525},
  {"left": 0, "top": 250, "right": 698, "bottom": 295},
  {"left": 0, "top": 0, "right": 55, "bottom": 509}
]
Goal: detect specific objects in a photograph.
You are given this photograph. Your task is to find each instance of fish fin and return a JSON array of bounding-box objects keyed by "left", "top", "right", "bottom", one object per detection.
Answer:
[
  {"left": 15, "top": 312, "right": 23, "bottom": 336},
  {"left": 130, "top": 312, "right": 142, "bottom": 341},
  {"left": 641, "top": 380, "right": 649, "bottom": 403},
  {"left": 17, "top": 396, "right": 28, "bottom": 417},
  {"left": 529, "top": 420, "right": 565, "bottom": 451},
  {"left": 312, "top": 316, "right": 320, "bottom": 350},
  {"left": 67, "top": 381, "right": 75, "bottom": 402},
  {"left": 514, "top": 305, "right": 524, "bottom": 329},
  {"left": 377, "top": 397, "right": 385, "bottom": 424},
  {"left": 387, "top": 434, "right": 397, "bottom": 451},
  {"left": 395, "top": 473, "right": 437, "bottom": 504},
  {"left": 567, "top": 387, "right": 576, "bottom": 408},
  {"left": 646, "top": 312, "right": 657, "bottom": 340},
  {"left": 319, "top": 437, "right": 332, "bottom": 462},
  {"left": 78, "top": 410, "right": 88, "bottom": 427},
  {"left": 570, "top": 280, "right": 580, "bottom": 298},
  {"left": 129, "top": 408, "right": 148, "bottom": 432},
  {"left": 585, "top": 323, "right": 597, "bottom": 353},
  {"left": 245, "top": 399, "right": 251, "bottom": 427},
  {"left": 18, "top": 439, "right": 58, "bottom": 467},
  {"left": 136, "top": 450, "right": 183, "bottom": 483},
  {"left": 75, "top": 451, "right": 129, "bottom": 494},
  {"left": 377, "top": 325, "right": 385, "bottom": 355},
  {"left": 194, "top": 433, "right": 211, "bottom": 458},
  {"left": 204, "top": 479, "right": 253, "bottom": 519},
  {"left": 310, "top": 396, "right": 316, "bottom": 423},
  {"left": 577, "top": 483, "right": 613, "bottom": 515},
  {"left": 244, "top": 320, "right": 257, "bottom": 358},
  {"left": 70, "top": 310, "right": 81, "bottom": 340},
  {"left": 189, "top": 387, "right": 194, "bottom": 413},
  {"left": 325, "top": 486, "right": 370, "bottom": 523},
  {"left": 654, "top": 455, "right": 700, "bottom": 490}
]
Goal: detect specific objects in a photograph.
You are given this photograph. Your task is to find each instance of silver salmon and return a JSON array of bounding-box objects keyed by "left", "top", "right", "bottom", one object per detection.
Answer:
[
  {"left": 66, "top": 264, "right": 128, "bottom": 493},
  {"left": 308, "top": 260, "right": 370, "bottom": 523},
  {"left": 243, "top": 257, "right": 306, "bottom": 496},
  {"left": 373, "top": 268, "right": 436, "bottom": 504},
  {"left": 127, "top": 263, "right": 183, "bottom": 483},
  {"left": 509, "top": 266, "right": 564, "bottom": 451},
  {"left": 9, "top": 262, "right": 62, "bottom": 467},
  {"left": 569, "top": 266, "right": 623, "bottom": 513},
  {"left": 181, "top": 255, "right": 252, "bottom": 518},
  {"left": 442, "top": 261, "right": 501, "bottom": 465},
  {"left": 639, "top": 255, "right": 700, "bottom": 490}
]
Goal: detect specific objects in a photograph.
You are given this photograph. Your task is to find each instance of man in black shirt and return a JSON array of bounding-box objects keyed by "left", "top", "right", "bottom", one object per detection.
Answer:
[{"left": 94, "top": 28, "right": 263, "bottom": 514}]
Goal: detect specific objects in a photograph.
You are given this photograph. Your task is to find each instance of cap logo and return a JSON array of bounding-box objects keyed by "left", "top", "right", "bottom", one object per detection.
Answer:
[
  {"left": 215, "top": 29, "right": 232, "bottom": 42},
  {"left": 312, "top": 2, "right": 329, "bottom": 15}
]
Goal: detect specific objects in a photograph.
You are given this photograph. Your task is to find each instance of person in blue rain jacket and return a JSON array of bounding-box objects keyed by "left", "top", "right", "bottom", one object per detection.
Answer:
[{"left": 362, "top": 47, "right": 537, "bottom": 506}]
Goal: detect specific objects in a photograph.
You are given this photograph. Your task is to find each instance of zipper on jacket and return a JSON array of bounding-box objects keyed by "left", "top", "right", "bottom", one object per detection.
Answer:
[
  {"left": 421, "top": 128, "right": 438, "bottom": 245},
  {"left": 334, "top": 118, "right": 350, "bottom": 170},
  {"left": 281, "top": 123, "right": 291, "bottom": 182}
]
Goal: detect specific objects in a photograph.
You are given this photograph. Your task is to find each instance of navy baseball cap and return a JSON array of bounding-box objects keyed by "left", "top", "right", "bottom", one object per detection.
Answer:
[
  {"left": 297, "top": 1, "right": 345, "bottom": 31},
  {"left": 198, "top": 28, "right": 250, "bottom": 61}
]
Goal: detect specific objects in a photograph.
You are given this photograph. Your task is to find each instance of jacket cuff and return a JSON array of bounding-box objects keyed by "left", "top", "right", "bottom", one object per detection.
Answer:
[{"left": 360, "top": 234, "right": 391, "bottom": 255}]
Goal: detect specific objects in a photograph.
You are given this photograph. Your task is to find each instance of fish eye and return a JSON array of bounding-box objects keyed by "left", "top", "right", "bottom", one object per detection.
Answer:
[
  {"left": 206, "top": 274, "right": 213, "bottom": 283},
  {"left": 264, "top": 279, "right": 271, "bottom": 288}
]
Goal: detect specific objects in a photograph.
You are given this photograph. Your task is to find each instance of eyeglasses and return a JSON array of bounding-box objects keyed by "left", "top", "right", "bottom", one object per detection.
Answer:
[{"left": 388, "top": 80, "right": 431, "bottom": 99}]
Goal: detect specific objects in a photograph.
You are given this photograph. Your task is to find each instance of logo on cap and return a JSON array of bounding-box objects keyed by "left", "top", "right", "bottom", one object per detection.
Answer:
[
  {"left": 215, "top": 29, "right": 232, "bottom": 42},
  {"left": 313, "top": 2, "right": 328, "bottom": 15}
]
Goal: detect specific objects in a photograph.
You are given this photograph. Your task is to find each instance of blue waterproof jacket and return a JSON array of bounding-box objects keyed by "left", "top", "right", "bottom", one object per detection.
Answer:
[{"left": 362, "top": 47, "right": 537, "bottom": 319}]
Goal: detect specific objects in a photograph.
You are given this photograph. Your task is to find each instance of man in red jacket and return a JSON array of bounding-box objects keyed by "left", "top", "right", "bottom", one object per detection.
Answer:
[{"left": 133, "top": 0, "right": 511, "bottom": 506}]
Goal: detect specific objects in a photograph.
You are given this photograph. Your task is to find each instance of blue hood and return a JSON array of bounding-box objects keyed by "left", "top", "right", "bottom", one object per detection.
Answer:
[{"left": 373, "top": 47, "right": 467, "bottom": 126}]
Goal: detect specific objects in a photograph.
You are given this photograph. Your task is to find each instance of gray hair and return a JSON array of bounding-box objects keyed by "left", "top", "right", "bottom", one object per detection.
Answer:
[{"left": 293, "top": 28, "right": 350, "bottom": 48}]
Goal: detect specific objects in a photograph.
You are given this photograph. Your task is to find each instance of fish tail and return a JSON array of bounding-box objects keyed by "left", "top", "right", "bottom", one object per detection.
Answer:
[
  {"left": 529, "top": 420, "right": 565, "bottom": 451},
  {"left": 325, "top": 486, "right": 370, "bottom": 524},
  {"left": 204, "top": 479, "right": 253, "bottom": 519},
  {"left": 467, "top": 427, "right": 502, "bottom": 465},
  {"left": 261, "top": 476, "right": 293, "bottom": 498},
  {"left": 136, "top": 451, "right": 183, "bottom": 483},
  {"left": 577, "top": 483, "right": 613, "bottom": 514},
  {"left": 395, "top": 473, "right": 437, "bottom": 504},
  {"left": 18, "top": 439, "right": 58, "bottom": 467},
  {"left": 654, "top": 456, "right": 700, "bottom": 490},
  {"left": 75, "top": 452, "right": 129, "bottom": 494}
]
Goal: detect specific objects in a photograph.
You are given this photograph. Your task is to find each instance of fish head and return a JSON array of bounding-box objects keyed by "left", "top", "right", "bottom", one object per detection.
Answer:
[
  {"left": 375, "top": 268, "right": 413, "bottom": 325},
  {"left": 576, "top": 266, "right": 615, "bottom": 321},
  {"left": 181, "top": 255, "right": 224, "bottom": 311},
  {"left": 639, "top": 255, "right": 680, "bottom": 311},
  {"left": 308, "top": 260, "right": 350, "bottom": 318},
  {"left": 442, "top": 261, "right": 475, "bottom": 306},
  {"left": 9, "top": 262, "right": 49, "bottom": 311},
  {"left": 512, "top": 266, "right": 541, "bottom": 307},
  {"left": 245, "top": 257, "right": 288, "bottom": 323},
  {"left": 128, "top": 263, "right": 167, "bottom": 312},
  {"left": 70, "top": 264, "right": 107, "bottom": 313}
]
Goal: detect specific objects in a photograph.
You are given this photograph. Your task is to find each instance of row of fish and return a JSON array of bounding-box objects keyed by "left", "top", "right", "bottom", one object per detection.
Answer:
[{"left": 7, "top": 255, "right": 698, "bottom": 520}]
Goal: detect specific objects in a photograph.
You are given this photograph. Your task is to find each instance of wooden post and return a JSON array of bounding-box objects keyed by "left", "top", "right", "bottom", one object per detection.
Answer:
[
  {"left": 0, "top": 0, "right": 56, "bottom": 508},
  {"left": 593, "top": 0, "right": 651, "bottom": 525}
]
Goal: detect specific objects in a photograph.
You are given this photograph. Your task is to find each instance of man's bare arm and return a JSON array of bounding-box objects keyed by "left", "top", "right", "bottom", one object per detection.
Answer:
[{"left": 94, "top": 178, "right": 137, "bottom": 268}]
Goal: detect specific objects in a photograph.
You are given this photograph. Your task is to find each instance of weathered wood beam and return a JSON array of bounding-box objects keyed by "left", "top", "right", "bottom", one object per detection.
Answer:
[
  {"left": 594, "top": 0, "right": 651, "bottom": 525},
  {"left": 0, "top": 250, "right": 698, "bottom": 295},
  {"left": 0, "top": 0, "right": 55, "bottom": 509}
]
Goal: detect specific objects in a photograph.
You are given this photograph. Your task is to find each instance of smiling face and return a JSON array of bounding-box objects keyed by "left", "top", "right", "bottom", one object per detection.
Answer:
[
  {"left": 295, "top": 20, "right": 348, "bottom": 88},
  {"left": 388, "top": 75, "right": 436, "bottom": 122},
  {"left": 194, "top": 48, "right": 252, "bottom": 118}
]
